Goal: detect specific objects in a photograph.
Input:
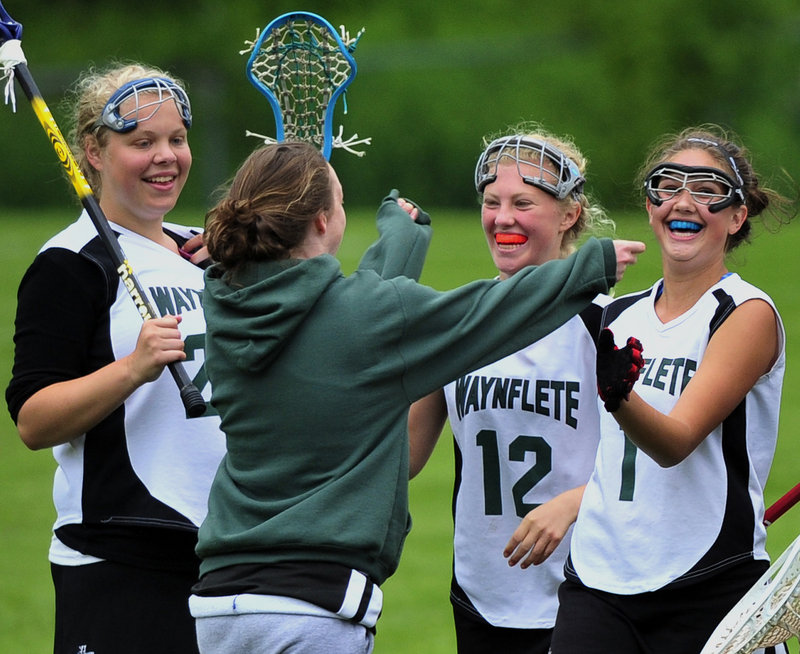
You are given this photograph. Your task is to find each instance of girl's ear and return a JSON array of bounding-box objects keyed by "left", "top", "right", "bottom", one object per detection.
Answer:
[
  {"left": 728, "top": 204, "right": 749, "bottom": 235},
  {"left": 313, "top": 211, "right": 328, "bottom": 235},
  {"left": 85, "top": 135, "right": 103, "bottom": 171},
  {"left": 560, "top": 202, "right": 581, "bottom": 233}
]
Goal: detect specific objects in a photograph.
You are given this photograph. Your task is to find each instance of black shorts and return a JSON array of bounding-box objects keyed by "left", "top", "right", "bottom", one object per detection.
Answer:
[
  {"left": 452, "top": 602, "right": 551, "bottom": 654},
  {"left": 52, "top": 560, "right": 199, "bottom": 654},
  {"left": 550, "top": 562, "right": 788, "bottom": 654}
]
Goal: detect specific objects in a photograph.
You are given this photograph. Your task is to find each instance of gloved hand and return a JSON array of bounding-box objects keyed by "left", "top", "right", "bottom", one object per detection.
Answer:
[
  {"left": 596, "top": 327, "right": 644, "bottom": 412},
  {"left": 384, "top": 189, "right": 431, "bottom": 225}
]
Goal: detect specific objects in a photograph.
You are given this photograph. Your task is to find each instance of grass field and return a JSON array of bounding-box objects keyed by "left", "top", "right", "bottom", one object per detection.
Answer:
[{"left": 0, "top": 206, "right": 797, "bottom": 652}]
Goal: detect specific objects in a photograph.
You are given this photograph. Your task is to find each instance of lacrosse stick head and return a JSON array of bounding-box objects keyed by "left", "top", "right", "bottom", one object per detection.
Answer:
[
  {"left": 244, "top": 11, "right": 364, "bottom": 160},
  {"left": 700, "top": 533, "right": 800, "bottom": 654}
]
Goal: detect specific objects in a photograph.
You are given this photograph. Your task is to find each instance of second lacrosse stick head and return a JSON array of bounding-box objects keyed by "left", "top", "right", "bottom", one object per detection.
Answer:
[{"left": 700, "top": 532, "right": 800, "bottom": 653}]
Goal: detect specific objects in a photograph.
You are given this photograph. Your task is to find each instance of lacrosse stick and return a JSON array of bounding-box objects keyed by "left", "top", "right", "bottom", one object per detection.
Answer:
[
  {"left": 765, "top": 482, "right": 800, "bottom": 527},
  {"left": 240, "top": 11, "right": 370, "bottom": 160},
  {"left": 700, "top": 533, "right": 800, "bottom": 654},
  {"left": 697, "top": 484, "right": 800, "bottom": 653},
  {"left": 0, "top": 2, "right": 206, "bottom": 418}
]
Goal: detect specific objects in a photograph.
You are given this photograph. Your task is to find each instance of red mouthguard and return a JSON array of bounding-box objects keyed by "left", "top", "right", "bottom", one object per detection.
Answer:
[{"left": 495, "top": 233, "right": 527, "bottom": 245}]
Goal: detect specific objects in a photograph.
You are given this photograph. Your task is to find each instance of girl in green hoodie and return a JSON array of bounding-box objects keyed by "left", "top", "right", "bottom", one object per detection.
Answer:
[{"left": 190, "top": 141, "right": 644, "bottom": 654}]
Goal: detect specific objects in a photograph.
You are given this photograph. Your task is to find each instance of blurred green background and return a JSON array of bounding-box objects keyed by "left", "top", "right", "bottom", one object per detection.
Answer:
[
  {"left": 1, "top": 0, "right": 799, "bottom": 213},
  {"left": 1, "top": 1, "right": 799, "bottom": 651}
]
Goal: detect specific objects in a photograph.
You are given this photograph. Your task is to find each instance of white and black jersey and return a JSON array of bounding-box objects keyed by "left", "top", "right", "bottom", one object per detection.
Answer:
[
  {"left": 443, "top": 297, "right": 608, "bottom": 629},
  {"left": 569, "top": 274, "right": 785, "bottom": 594},
  {"left": 6, "top": 212, "right": 224, "bottom": 571}
]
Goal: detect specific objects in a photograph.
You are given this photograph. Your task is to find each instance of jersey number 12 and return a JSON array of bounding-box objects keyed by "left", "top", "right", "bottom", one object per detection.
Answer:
[{"left": 476, "top": 429, "right": 552, "bottom": 518}]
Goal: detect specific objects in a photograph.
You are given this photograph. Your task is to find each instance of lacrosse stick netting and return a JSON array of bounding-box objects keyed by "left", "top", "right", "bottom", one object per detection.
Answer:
[
  {"left": 700, "top": 533, "right": 800, "bottom": 654},
  {"left": 241, "top": 11, "right": 370, "bottom": 159}
]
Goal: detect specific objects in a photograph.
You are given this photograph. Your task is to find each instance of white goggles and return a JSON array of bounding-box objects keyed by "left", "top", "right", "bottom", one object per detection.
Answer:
[
  {"left": 474, "top": 135, "right": 585, "bottom": 200},
  {"left": 644, "top": 163, "right": 744, "bottom": 213},
  {"left": 94, "top": 77, "right": 192, "bottom": 133}
]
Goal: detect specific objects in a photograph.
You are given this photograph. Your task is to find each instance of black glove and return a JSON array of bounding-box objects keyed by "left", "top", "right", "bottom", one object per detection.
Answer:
[{"left": 596, "top": 327, "right": 644, "bottom": 412}]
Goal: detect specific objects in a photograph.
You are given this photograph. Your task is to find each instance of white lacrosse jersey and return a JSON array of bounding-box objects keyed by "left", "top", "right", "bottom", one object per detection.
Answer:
[
  {"left": 7, "top": 211, "right": 224, "bottom": 568},
  {"left": 569, "top": 274, "right": 784, "bottom": 594},
  {"left": 443, "top": 298, "right": 608, "bottom": 628}
]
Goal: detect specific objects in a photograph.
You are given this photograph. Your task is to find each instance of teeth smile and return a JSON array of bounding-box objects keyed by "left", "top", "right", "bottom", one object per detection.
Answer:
[{"left": 147, "top": 176, "right": 175, "bottom": 183}]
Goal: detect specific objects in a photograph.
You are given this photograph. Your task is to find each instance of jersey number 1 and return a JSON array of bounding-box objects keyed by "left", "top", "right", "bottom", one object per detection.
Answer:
[{"left": 620, "top": 434, "right": 637, "bottom": 501}]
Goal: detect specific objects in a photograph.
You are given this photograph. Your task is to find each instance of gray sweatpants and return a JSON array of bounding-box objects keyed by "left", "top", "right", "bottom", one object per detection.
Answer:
[{"left": 195, "top": 612, "right": 374, "bottom": 653}]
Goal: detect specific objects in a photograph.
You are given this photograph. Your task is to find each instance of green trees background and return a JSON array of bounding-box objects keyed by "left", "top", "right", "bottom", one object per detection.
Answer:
[{"left": 1, "top": 0, "right": 799, "bottom": 213}]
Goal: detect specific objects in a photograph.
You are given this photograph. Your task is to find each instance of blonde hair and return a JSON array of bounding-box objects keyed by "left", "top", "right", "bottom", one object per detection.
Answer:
[
  {"left": 66, "top": 62, "right": 187, "bottom": 195},
  {"left": 480, "top": 121, "right": 614, "bottom": 257}
]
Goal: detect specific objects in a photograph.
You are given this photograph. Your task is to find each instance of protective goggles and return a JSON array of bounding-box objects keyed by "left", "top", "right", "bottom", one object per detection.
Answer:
[
  {"left": 644, "top": 162, "right": 745, "bottom": 213},
  {"left": 474, "top": 135, "right": 585, "bottom": 200},
  {"left": 94, "top": 77, "right": 192, "bottom": 133}
]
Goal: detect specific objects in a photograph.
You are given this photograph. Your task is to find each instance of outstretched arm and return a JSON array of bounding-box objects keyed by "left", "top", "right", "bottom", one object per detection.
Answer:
[{"left": 357, "top": 190, "right": 432, "bottom": 281}]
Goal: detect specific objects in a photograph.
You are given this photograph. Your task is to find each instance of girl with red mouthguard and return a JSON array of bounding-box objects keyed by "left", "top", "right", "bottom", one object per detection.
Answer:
[{"left": 409, "top": 124, "right": 644, "bottom": 654}]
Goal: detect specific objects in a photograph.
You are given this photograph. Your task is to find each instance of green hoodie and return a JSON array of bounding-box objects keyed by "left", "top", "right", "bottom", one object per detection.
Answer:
[{"left": 197, "top": 194, "right": 617, "bottom": 587}]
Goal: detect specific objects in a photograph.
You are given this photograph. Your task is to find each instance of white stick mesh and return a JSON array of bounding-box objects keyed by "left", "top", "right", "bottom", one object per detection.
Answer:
[
  {"left": 242, "top": 17, "right": 370, "bottom": 157},
  {"left": 701, "top": 534, "right": 800, "bottom": 654}
]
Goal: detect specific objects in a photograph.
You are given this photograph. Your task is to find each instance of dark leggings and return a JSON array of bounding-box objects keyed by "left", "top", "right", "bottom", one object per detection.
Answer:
[
  {"left": 550, "top": 561, "right": 783, "bottom": 654},
  {"left": 452, "top": 603, "right": 551, "bottom": 654},
  {"left": 52, "top": 560, "right": 200, "bottom": 654}
]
